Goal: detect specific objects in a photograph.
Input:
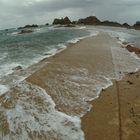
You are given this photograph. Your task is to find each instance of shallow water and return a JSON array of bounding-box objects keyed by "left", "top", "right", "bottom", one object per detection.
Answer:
[
  {"left": 0, "top": 27, "right": 89, "bottom": 79},
  {"left": 0, "top": 26, "right": 140, "bottom": 140}
]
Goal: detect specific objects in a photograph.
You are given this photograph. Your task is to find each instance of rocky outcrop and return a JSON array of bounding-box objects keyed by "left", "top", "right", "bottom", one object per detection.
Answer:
[
  {"left": 100, "top": 20, "right": 122, "bottom": 27},
  {"left": 133, "top": 21, "right": 140, "bottom": 30},
  {"left": 12, "top": 66, "right": 23, "bottom": 71},
  {"left": 77, "top": 16, "right": 101, "bottom": 25},
  {"left": 18, "top": 29, "right": 33, "bottom": 34},
  {"left": 53, "top": 17, "right": 71, "bottom": 25},
  {"left": 18, "top": 24, "right": 38, "bottom": 30},
  {"left": 52, "top": 16, "right": 135, "bottom": 29},
  {"left": 46, "top": 23, "right": 49, "bottom": 26},
  {"left": 76, "top": 16, "right": 124, "bottom": 27},
  {"left": 126, "top": 44, "right": 140, "bottom": 55},
  {"left": 123, "top": 23, "right": 131, "bottom": 28}
]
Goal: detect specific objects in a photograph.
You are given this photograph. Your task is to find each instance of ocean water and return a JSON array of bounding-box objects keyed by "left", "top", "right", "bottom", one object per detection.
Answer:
[
  {"left": 0, "top": 27, "right": 90, "bottom": 79},
  {"left": 0, "top": 26, "right": 140, "bottom": 140},
  {"left": 87, "top": 26, "right": 140, "bottom": 48}
]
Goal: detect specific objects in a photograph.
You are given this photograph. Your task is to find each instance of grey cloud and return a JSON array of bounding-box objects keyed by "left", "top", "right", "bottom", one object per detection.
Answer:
[{"left": 0, "top": 0, "right": 140, "bottom": 29}]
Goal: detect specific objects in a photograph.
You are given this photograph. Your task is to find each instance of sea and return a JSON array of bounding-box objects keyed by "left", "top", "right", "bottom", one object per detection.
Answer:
[{"left": 0, "top": 25, "right": 140, "bottom": 140}]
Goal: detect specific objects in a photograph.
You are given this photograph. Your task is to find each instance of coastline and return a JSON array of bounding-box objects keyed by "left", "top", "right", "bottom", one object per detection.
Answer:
[
  {"left": 24, "top": 34, "right": 140, "bottom": 140},
  {"left": 1, "top": 32, "right": 140, "bottom": 139}
]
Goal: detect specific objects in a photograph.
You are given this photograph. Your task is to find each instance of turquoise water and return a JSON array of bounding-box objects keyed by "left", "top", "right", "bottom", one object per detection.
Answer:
[{"left": 0, "top": 27, "right": 89, "bottom": 78}]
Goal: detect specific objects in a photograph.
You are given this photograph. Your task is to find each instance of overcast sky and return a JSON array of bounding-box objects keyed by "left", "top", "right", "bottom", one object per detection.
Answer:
[{"left": 0, "top": 0, "right": 140, "bottom": 29}]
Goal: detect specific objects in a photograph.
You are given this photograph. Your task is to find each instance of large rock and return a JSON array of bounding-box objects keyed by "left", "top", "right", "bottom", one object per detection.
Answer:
[
  {"left": 126, "top": 44, "right": 140, "bottom": 55},
  {"left": 53, "top": 18, "right": 63, "bottom": 25},
  {"left": 77, "top": 16, "right": 101, "bottom": 25},
  {"left": 100, "top": 20, "right": 122, "bottom": 27},
  {"left": 63, "top": 17, "right": 72, "bottom": 24},
  {"left": 75, "top": 16, "right": 130, "bottom": 28},
  {"left": 123, "top": 23, "right": 131, "bottom": 28},
  {"left": 18, "top": 24, "right": 38, "bottom": 30},
  {"left": 12, "top": 66, "right": 23, "bottom": 71},
  {"left": 133, "top": 21, "right": 140, "bottom": 30},
  {"left": 18, "top": 29, "right": 33, "bottom": 34},
  {"left": 53, "top": 17, "right": 71, "bottom": 25}
]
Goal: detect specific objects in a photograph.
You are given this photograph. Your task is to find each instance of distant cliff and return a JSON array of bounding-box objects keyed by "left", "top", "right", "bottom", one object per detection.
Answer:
[
  {"left": 53, "top": 17, "right": 71, "bottom": 25},
  {"left": 100, "top": 20, "right": 122, "bottom": 27},
  {"left": 133, "top": 21, "right": 140, "bottom": 30},
  {"left": 18, "top": 24, "right": 38, "bottom": 30},
  {"left": 52, "top": 16, "right": 132, "bottom": 29},
  {"left": 77, "top": 16, "right": 101, "bottom": 25}
]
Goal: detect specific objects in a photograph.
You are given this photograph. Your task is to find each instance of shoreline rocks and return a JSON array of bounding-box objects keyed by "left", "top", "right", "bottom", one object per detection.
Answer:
[
  {"left": 133, "top": 21, "right": 140, "bottom": 30},
  {"left": 52, "top": 16, "right": 132, "bottom": 29},
  {"left": 18, "top": 24, "right": 38, "bottom": 30},
  {"left": 18, "top": 29, "right": 33, "bottom": 34},
  {"left": 53, "top": 17, "right": 71, "bottom": 25},
  {"left": 77, "top": 16, "right": 101, "bottom": 25},
  {"left": 126, "top": 44, "right": 140, "bottom": 55},
  {"left": 12, "top": 66, "right": 23, "bottom": 71}
]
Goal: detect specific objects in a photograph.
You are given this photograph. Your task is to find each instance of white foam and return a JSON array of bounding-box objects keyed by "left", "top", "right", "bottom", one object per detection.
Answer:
[
  {"left": 1, "top": 27, "right": 140, "bottom": 140},
  {"left": 111, "top": 41, "right": 140, "bottom": 80},
  {"left": 0, "top": 52, "right": 8, "bottom": 61},
  {"left": 0, "top": 63, "right": 22, "bottom": 78},
  {"left": 10, "top": 32, "right": 18, "bottom": 35},
  {"left": 0, "top": 84, "right": 8, "bottom": 95},
  {"left": 43, "top": 44, "right": 67, "bottom": 58},
  {"left": 89, "top": 30, "right": 99, "bottom": 37},
  {"left": 68, "top": 30, "right": 99, "bottom": 44},
  {"left": 1, "top": 81, "right": 84, "bottom": 140},
  {"left": 77, "top": 26, "right": 86, "bottom": 29},
  {"left": 68, "top": 38, "right": 80, "bottom": 44}
]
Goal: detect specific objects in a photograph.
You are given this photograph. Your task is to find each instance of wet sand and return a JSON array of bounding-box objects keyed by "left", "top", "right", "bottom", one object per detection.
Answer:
[{"left": 82, "top": 71, "right": 140, "bottom": 140}]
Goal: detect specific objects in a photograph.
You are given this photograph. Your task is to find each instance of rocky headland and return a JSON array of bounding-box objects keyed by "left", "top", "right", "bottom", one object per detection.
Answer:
[
  {"left": 18, "top": 24, "right": 39, "bottom": 34},
  {"left": 133, "top": 21, "right": 140, "bottom": 30},
  {"left": 52, "top": 16, "right": 140, "bottom": 30}
]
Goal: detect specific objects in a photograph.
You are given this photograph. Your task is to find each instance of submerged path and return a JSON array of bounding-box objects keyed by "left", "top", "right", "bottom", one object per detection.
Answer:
[{"left": 0, "top": 33, "right": 140, "bottom": 140}]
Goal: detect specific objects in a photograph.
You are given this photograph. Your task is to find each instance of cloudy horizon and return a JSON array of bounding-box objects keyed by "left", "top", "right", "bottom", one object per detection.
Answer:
[{"left": 0, "top": 0, "right": 140, "bottom": 29}]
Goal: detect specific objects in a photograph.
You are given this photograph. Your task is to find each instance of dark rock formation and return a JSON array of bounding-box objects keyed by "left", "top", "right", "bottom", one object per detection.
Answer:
[
  {"left": 123, "top": 23, "right": 131, "bottom": 28},
  {"left": 12, "top": 66, "right": 23, "bottom": 71},
  {"left": 45, "top": 23, "right": 49, "bottom": 26},
  {"left": 100, "top": 20, "right": 122, "bottom": 27},
  {"left": 5, "top": 29, "right": 9, "bottom": 32},
  {"left": 18, "top": 24, "right": 38, "bottom": 30},
  {"left": 52, "top": 16, "right": 134, "bottom": 29},
  {"left": 63, "top": 17, "right": 72, "bottom": 24},
  {"left": 53, "top": 17, "right": 71, "bottom": 25},
  {"left": 133, "top": 21, "right": 140, "bottom": 30},
  {"left": 18, "top": 29, "right": 33, "bottom": 34},
  {"left": 53, "top": 18, "right": 63, "bottom": 25},
  {"left": 72, "top": 21, "right": 77, "bottom": 24},
  {"left": 77, "top": 16, "right": 100, "bottom": 25},
  {"left": 76, "top": 16, "right": 123, "bottom": 27},
  {"left": 126, "top": 44, "right": 140, "bottom": 55}
]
